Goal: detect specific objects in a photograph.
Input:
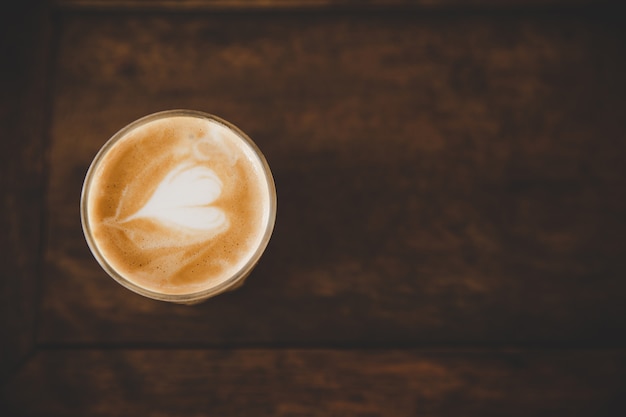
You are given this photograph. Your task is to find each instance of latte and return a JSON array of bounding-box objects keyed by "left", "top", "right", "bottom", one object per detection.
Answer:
[{"left": 81, "top": 110, "right": 276, "bottom": 303}]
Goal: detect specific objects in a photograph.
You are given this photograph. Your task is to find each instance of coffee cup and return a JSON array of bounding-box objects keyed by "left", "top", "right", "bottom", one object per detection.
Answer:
[{"left": 81, "top": 110, "right": 276, "bottom": 304}]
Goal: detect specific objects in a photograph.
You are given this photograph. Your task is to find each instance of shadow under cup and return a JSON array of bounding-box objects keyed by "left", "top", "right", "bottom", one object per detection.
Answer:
[{"left": 80, "top": 110, "right": 277, "bottom": 304}]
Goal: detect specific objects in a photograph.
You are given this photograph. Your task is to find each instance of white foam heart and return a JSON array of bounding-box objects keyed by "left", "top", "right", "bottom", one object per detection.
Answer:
[{"left": 126, "top": 164, "right": 226, "bottom": 232}]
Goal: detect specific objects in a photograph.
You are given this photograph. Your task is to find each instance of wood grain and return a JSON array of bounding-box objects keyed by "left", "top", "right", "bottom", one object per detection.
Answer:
[
  {"left": 0, "top": 3, "right": 51, "bottom": 381},
  {"left": 39, "top": 12, "right": 626, "bottom": 345},
  {"left": 3, "top": 349, "right": 626, "bottom": 416},
  {"left": 52, "top": 0, "right": 625, "bottom": 12}
]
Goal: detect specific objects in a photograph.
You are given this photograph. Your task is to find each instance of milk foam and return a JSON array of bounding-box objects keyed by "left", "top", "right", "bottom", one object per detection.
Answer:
[
  {"left": 86, "top": 114, "right": 271, "bottom": 296},
  {"left": 125, "top": 164, "right": 227, "bottom": 232}
]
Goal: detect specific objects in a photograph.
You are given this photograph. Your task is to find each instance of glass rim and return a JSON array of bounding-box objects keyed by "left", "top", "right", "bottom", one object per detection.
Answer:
[{"left": 80, "top": 109, "right": 277, "bottom": 304}]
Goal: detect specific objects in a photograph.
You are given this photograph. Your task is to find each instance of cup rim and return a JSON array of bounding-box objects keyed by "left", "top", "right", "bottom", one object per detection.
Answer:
[{"left": 80, "top": 109, "right": 277, "bottom": 304}]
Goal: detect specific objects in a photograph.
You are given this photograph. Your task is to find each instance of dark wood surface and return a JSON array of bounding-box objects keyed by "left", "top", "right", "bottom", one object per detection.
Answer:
[
  {"left": 52, "top": 0, "right": 625, "bottom": 11},
  {"left": 2, "top": 1, "right": 626, "bottom": 415},
  {"left": 0, "top": 2, "right": 51, "bottom": 381},
  {"left": 4, "top": 349, "right": 626, "bottom": 416}
]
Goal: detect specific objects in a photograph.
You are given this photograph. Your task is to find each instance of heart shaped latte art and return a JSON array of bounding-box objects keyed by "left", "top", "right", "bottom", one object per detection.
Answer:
[{"left": 126, "top": 164, "right": 227, "bottom": 232}]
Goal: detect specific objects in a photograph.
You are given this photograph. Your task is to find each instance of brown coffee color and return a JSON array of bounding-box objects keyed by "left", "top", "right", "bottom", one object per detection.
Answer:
[{"left": 84, "top": 115, "right": 272, "bottom": 295}]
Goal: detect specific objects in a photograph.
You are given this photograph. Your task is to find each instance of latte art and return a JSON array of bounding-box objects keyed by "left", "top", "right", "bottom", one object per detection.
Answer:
[
  {"left": 124, "top": 164, "right": 227, "bottom": 234},
  {"left": 82, "top": 111, "right": 275, "bottom": 301}
]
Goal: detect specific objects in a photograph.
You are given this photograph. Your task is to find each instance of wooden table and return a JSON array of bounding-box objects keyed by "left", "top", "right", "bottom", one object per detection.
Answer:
[{"left": 2, "top": 1, "right": 625, "bottom": 415}]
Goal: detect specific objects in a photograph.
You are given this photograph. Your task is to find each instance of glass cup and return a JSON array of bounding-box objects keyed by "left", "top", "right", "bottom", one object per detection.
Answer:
[{"left": 80, "top": 110, "right": 276, "bottom": 304}]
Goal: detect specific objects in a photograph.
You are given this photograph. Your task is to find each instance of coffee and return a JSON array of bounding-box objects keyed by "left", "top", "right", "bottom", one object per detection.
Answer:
[{"left": 81, "top": 110, "right": 276, "bottom": 303}]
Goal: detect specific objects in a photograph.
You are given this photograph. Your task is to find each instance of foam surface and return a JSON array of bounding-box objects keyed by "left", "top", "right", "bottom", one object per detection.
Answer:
[
  {"left": 86, "top": 115, "right": 271, "bottom": 295},
  {"left": 126, "top": 164, "right": 227, "bottom": 232}
]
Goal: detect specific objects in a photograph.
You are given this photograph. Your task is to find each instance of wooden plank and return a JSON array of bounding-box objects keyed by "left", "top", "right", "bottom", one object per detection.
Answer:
[
  {"left": 39, "top": 12, "right": 626, "bottom": 345},
  {"left": 0, "top": 4, "right": 51, "bottom": 381},
  {"left": 52, "top": 0, "right": 625, "bottom": 12},
  {"left": 2, "top": 349, "right": 625, "bottom": 416}
]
